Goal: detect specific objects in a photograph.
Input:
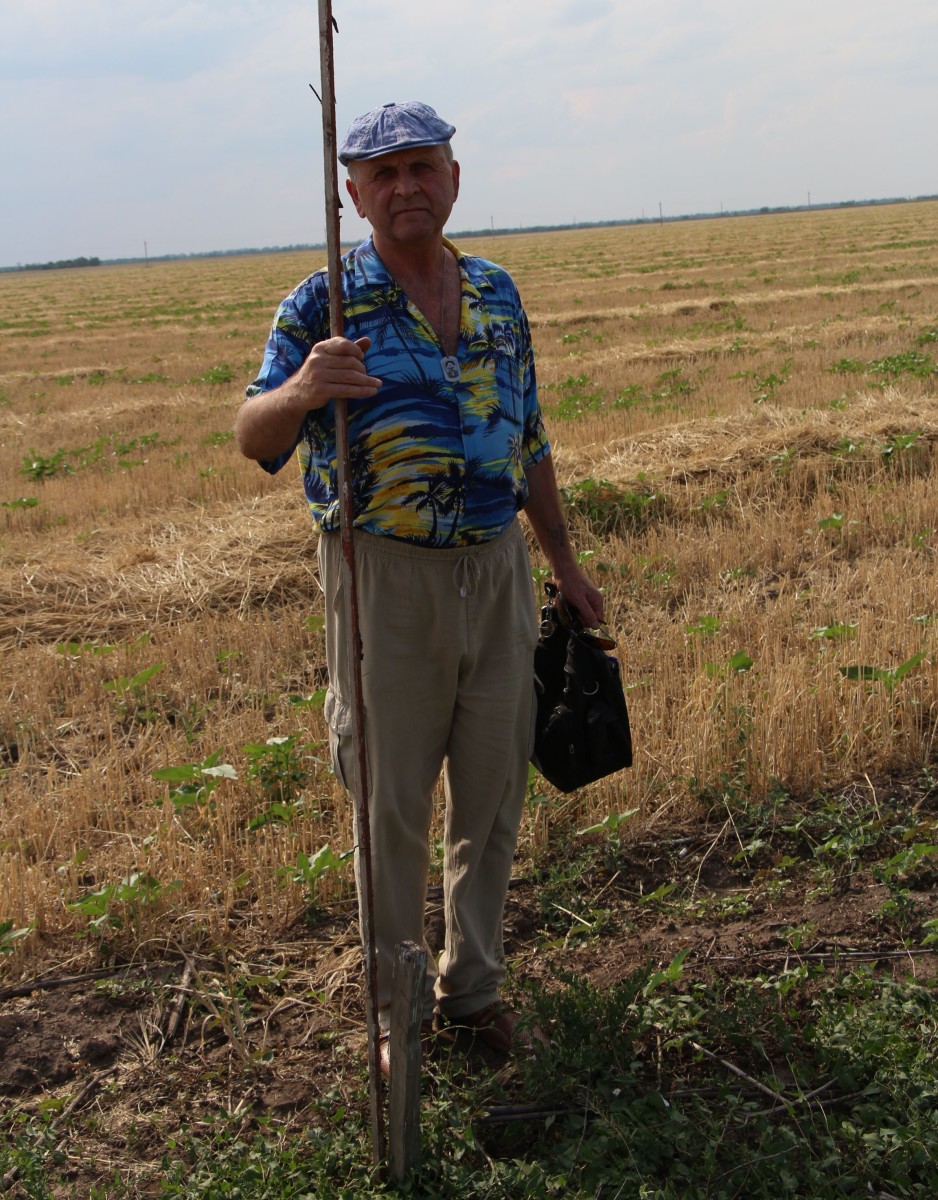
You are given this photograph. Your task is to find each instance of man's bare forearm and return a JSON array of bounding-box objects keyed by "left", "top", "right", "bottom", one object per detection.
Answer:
[
  {"left": 523, "top": 454, "right": 604, "bottom": 625},
  {"left": 235, "top": 335, "right": 382, "bottom": 462},
  {"left": 523, "top": 454, "right": 577, "bottom": 574},
  {"left": 235, "top": 378, "right": 312, "bottom": 461}
]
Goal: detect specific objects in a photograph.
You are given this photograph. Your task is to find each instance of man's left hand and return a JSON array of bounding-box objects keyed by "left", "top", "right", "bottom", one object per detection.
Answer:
[{"left": 552, "top": 564, "right": 605, "bottom": 628}]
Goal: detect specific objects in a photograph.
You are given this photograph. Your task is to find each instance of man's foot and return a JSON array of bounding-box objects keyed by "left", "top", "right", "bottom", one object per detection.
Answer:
[
  {"left": 446, "top": 1002, "right": 548, "bottom": 1055},
  {"left": 377, "top": 1019, "right": 437, "bottom": 1079}
]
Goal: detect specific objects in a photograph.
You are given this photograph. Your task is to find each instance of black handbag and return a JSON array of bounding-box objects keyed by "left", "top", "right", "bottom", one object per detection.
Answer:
[{"left": 531, "top": 583, "right": 633, "bottom": 793}]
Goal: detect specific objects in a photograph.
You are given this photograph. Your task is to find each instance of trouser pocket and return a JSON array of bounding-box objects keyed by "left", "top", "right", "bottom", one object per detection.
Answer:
[{"left": 324, "top": 685, "right": 354, "bottom": 792}]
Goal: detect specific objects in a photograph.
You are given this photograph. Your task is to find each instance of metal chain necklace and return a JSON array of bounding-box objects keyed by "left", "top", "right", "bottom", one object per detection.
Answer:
[{"left": 439, "top": 246, "right": 461, "bottom": 383}]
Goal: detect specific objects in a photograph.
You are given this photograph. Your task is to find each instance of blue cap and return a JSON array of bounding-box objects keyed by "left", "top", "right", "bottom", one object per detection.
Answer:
[{"left": 338, "top": 101, "right": 455, "bottom": 166}]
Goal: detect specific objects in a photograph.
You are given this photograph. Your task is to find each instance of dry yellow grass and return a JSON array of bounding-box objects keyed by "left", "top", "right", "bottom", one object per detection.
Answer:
[{"left": 1, "top": 202, "right": 936, "bottom": 970}]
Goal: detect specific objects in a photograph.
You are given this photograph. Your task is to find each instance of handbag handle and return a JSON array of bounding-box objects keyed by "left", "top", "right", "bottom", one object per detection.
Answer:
[{"left": 542, "top": 581, "right": 616, "bottom": 651}]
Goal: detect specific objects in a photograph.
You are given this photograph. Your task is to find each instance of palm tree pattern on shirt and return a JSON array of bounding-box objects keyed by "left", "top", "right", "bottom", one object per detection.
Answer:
[{"left": 247, "top": 237, "right": 550, "bottom": 547}]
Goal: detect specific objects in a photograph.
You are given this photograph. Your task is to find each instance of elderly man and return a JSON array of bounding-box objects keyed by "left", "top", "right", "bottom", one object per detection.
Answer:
[{"left": 235, "top": 101, "right": 603, "bottom": 1074}]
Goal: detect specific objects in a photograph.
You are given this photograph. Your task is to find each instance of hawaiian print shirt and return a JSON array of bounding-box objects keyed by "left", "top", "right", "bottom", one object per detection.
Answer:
[{"left": 247, "top": 236, "right": 551, "bottom": 547}]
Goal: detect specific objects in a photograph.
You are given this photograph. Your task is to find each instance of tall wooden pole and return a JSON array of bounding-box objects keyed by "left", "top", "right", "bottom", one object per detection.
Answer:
[{"left": 316, "top": 0, "right": 385, "bottom": 1165}]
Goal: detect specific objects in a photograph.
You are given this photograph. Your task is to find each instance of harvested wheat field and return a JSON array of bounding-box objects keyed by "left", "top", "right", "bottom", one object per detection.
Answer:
[{"left": 1, "top": 202, "right": 937, "bottom": 1196}]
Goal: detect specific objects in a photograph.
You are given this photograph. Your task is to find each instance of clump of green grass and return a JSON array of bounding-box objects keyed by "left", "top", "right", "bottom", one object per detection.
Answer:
[
  {"left": 561, "top": 476, "right": 666, "bottom": 536},
  {"left": 198, "top": 363, "right": 236, "bottom": 386},
  {"left": 829, "top": 350, "right": 936, "bottom": 380},
  {"left": 543, "top": 373, "right": 604, "bottom": 419},
  {"left": 19, "top": 434, "right": 164, "bottom": 480}
]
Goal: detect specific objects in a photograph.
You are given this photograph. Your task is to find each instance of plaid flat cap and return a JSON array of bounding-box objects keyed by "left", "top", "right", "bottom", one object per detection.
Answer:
[{"left": 338, "top": 101, "right": 455, "bottom": 165}]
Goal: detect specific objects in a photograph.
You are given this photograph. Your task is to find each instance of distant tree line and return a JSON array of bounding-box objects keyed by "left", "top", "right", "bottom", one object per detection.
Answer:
[
  {"left": 5, "top": 192, "right": 938, "bottom": 273},
  {"left": 13, "top": 256, "right": 101, "bottom": 272}
]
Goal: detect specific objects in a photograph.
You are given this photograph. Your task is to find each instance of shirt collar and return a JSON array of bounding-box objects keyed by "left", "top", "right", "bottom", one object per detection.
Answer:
[{"left": 348, "top": 234, "right": 493, "bottom": 295}]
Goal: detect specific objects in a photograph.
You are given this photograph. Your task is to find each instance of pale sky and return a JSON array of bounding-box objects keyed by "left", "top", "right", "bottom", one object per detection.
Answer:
[{"left": 1, "top": 0, "right": 936, "bottom": 267}]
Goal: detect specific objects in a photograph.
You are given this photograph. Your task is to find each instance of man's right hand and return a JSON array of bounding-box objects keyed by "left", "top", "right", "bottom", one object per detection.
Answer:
[
  {"left": 234, "top": 336, "right": 381, "bottom": 462},
  {"left": 293, "top": 336, "right": 382, "bottom": 410}
]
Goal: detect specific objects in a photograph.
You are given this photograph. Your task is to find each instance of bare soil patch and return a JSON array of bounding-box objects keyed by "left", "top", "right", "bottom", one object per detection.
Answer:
[{"left": 2, "top": 767, "right": 935, "bottom": 1195}]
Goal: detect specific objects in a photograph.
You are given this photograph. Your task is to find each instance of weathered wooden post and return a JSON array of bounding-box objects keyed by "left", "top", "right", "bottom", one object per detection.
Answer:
[{"left": 388, "top": 942, "right": 428, "bottom": 1180}]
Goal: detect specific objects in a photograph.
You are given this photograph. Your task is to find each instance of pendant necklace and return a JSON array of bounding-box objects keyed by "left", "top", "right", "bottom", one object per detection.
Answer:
[{"left": 439, "top": 247, "right": 461, "bottom": 383}]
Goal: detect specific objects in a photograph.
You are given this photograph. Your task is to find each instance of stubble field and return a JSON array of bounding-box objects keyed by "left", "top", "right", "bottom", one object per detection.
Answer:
[{"left": 1, "top": 201, "right": 937, "bottom": 1197}]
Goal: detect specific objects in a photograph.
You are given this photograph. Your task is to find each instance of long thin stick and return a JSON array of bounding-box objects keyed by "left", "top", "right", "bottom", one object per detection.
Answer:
[
  {"left": 316, "top": 0, "right": 385, "bottom": 1165},
  {"left": 690, "top": 1041, "right": 785, "bottom": 1104}
]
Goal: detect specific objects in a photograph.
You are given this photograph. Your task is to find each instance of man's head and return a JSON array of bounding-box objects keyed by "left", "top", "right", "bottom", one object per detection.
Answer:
[
  {"left": 341, "top": 103, "right": 459, "bottom": 254},
  {"left": 338, "top": 101, "right": 455, "bottom": 167}
]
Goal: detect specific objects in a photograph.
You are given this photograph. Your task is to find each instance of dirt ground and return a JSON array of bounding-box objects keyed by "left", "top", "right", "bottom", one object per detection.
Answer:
[{"left": 1, "top": 768, "right": 936, "bottom": 1195}]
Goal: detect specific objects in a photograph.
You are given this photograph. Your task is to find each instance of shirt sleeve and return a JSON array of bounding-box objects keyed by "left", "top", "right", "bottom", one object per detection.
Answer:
[
  {"left": 244, "top": 273, "right": 331, "bottom": 474},
  {"left": 519, "top": 306, "right": 551, "bottom": 470}
]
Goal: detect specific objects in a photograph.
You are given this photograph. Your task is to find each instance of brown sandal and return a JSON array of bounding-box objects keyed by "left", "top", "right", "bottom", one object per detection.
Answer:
[{"left": 448, "top": 1002, "right": 548, "bottom": 1055}]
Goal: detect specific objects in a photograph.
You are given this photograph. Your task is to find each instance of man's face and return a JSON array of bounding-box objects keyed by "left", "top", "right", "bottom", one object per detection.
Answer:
[{"left": 346, "top": 145, "right": 460, "bottom": 251}]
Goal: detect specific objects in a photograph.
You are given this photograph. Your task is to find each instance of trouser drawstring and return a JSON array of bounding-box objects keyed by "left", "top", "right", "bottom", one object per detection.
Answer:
[{"left": 453, "top": 555, "right": 481, "bottom": 598}]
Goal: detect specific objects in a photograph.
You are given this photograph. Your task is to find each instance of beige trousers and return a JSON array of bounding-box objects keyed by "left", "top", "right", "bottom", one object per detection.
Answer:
[{"left": 317, "top": 520, "right": 538, "bottom": 1025}]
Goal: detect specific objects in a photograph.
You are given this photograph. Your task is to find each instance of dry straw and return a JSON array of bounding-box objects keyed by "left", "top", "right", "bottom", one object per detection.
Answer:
[{"left": 0, "top": 202, "right": 936, "bottom": 972}]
